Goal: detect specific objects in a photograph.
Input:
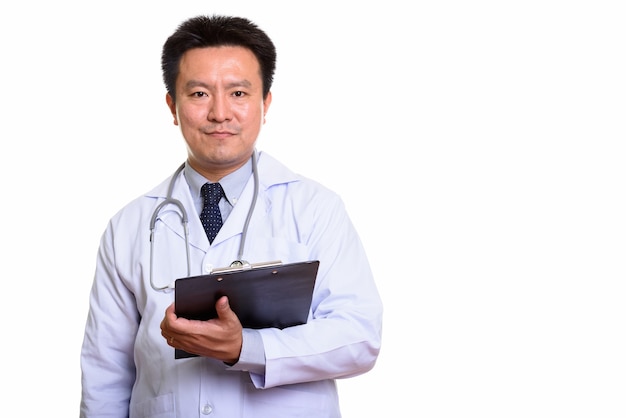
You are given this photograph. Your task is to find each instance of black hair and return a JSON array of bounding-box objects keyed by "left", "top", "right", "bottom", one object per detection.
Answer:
[{"left": 161, "top": 15, "right": 277, "bottom": 101}]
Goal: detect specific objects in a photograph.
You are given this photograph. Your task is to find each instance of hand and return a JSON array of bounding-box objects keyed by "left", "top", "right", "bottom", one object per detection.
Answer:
[{"left": 160, "top": 296, "right": 243, "bottom": 363}]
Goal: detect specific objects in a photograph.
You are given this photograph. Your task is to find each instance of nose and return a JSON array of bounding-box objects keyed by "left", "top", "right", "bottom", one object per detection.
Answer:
[{"left": 207, "top": 94, "right": 232, "bottom": 122}]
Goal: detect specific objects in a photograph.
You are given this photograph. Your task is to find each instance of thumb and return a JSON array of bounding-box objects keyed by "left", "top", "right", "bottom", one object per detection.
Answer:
[{"left": 215, "top": 295, "right": 233, "bottom": 317}]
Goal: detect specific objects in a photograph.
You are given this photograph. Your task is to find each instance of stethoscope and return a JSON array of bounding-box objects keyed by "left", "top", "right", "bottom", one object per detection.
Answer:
[{"left": 149, "top": 151, "right": 260, "bottom": 291}]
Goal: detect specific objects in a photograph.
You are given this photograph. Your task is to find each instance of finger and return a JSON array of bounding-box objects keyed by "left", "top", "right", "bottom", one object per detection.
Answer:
[
  {"left": 160, "top": 304, "right": 174, "bottom": 332},
  {"left": 166, "top": 335, "right": 175, "bottom": 346},
  {"left": 165, "top": 302, "right": 176, "bottom": 316}
]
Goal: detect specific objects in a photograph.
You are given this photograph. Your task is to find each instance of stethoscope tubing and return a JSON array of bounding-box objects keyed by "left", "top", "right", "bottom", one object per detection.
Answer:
[{"left": 149, "top": 151, "right": 259, "bottom": 291}]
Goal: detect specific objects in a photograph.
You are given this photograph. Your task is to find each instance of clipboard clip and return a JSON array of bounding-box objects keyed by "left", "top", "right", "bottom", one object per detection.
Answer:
[{"left": 208, "top": 260, "right": 283, "bottom": 275}]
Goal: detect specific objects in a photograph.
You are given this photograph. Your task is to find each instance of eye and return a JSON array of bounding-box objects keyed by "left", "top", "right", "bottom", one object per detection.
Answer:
[
  {"left": 232, "top": 91, "right": 246, "bottom": 97},
  {"left": 192, "top": 91, "right": 207, "bottom": 97}
]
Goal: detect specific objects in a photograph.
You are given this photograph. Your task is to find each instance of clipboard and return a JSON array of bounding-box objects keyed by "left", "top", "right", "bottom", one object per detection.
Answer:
[{"left": 173, "top": 260, "right": 319, "bottom": 359}]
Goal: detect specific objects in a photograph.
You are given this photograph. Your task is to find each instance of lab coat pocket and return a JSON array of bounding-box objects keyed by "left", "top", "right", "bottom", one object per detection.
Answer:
[
  {"left": 130, "top": 392, "right": 175, "bottom": 418},
  {"left": 243, "top": 382, "right": 338, "bottom": 418}
]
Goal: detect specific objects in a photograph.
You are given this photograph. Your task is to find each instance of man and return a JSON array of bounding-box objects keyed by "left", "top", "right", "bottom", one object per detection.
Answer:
[{"left": 80, "top": 14, "right": 382, "bottom": 417}]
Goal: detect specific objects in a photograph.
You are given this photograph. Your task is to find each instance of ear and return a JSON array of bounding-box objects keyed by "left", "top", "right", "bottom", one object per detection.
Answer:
[
  {"left": 262, "top": 91, "right": 272, "bottom": 124},
  {"left": 166, "top": 93, "right": 179, "bottom": 126}
]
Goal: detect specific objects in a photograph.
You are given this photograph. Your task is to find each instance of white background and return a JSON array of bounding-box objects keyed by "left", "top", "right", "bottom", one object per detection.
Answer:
[{"left": 1, "top": 1, "right": 625, "bottom": 416}]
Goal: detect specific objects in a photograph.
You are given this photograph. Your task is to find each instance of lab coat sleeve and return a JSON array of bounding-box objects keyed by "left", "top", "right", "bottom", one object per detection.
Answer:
[
  {"left": 251, "top": 190, "right": 383, "bottom": 389},
  {"left": 80, "top": 220, "right": 139, "bottom": 417}
]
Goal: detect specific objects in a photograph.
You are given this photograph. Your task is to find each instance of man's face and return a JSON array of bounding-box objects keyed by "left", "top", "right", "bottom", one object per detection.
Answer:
[{"left": 166, "top": 46, "right": 271, "bottom": 181}]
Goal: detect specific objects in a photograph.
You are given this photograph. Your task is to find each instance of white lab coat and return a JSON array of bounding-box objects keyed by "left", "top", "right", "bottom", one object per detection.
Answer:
[{"left": 80, "top": 151, "right": 383, "bottom": 418}]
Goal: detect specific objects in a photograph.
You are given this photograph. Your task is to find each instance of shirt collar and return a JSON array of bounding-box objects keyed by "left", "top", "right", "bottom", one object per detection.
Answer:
[{"left": 183, "top": 156, "right": 253, "bottom": 212}]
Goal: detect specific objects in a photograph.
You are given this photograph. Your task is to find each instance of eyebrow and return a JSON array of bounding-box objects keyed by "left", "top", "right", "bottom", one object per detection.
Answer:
[{"left": 184, "top": 79, "right": 253, "bottom": 90}]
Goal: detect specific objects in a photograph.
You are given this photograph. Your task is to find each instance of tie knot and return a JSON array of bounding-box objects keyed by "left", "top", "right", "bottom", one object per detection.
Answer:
[{"left": 201, "top": 183, "right": 224, "bottom": 206}]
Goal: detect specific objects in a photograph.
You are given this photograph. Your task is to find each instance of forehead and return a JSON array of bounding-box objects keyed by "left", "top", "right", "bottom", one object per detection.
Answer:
[{"left": 177, "top": 46, "right": 261, "bottom": 83}]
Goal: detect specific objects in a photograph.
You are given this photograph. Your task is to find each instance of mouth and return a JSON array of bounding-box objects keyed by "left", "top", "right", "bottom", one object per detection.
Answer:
[{"left": 203, "top": 129, "right": 236, "bottom": 139}]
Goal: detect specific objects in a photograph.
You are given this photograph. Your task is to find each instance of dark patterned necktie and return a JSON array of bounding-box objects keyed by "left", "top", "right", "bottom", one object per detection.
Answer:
[{"left": 200, "top": 183, "right": 224, "bottom": 243}]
